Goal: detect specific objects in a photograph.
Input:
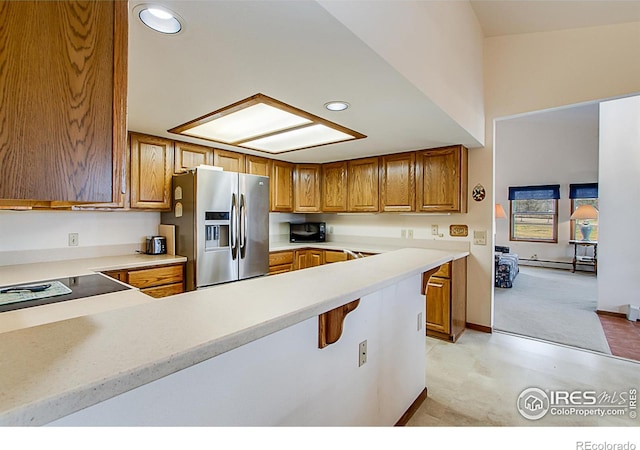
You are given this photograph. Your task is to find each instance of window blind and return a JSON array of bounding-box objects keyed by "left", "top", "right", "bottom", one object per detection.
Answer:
[
  {"left": 508, "top": 185, "right": 560, "bottom": 200},
  {"left": 569, "top": 183, "right": 598, "bottom": 199}
]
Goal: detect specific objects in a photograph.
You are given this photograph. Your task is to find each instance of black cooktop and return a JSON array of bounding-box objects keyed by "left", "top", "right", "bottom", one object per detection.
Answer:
[{"left": 0, "top": 274, "right": 132, "bottom": 313}]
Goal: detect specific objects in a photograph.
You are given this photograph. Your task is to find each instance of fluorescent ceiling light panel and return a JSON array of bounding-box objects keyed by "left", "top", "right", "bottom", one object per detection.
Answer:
[
  {"left": 169, "top": 93, "right": 365, "bottom": 154},
  {"left": 181, "top": 103, "right": 312, "bottom": 143},
  {"left": 242, "top": 124, "right": 356, "bottom": 153}
]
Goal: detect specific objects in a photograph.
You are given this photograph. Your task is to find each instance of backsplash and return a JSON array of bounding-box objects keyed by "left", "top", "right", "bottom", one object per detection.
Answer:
[{"left": 0, "top": 210, "right": 160, "bottom": 266}]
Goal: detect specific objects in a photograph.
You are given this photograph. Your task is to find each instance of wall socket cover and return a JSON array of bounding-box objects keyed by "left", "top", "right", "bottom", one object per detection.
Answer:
[
  {"left": 359, "top": 340, "right": 367, "bottom": 367},
  {"left": 473, "top": 230, "right": 487, "bottom": 245}
]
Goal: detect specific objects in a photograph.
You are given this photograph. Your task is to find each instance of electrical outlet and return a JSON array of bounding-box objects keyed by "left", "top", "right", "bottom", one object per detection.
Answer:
[
  {"left": 407, "top": 229, "right": 413, "bottom": 239},
  {"left": 359, "top": 340, "right": 367, "bottom": 367},
  {"left": 417, "top": 312, "right": 423, "bottom": 331},
  {"left": 401, "top": 229, "right": 407, "bottom": 238},
  {"left": 68, "top": 233, "right": 79, "bottom": 247},
  {"left": 431, "top": 225, "right": 438, "bottom": 235},
  {"left": 329, "top": 226, "right": 334, "bottom": 234}
]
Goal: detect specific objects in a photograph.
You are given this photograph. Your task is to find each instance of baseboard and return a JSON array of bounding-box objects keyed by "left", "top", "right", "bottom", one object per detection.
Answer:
[
  {"left": 395, "top": 387, "right": 428, "bottom": 426},
  {"left": 596, "top": 310, "right": 627, "bottom": 319},
  {"left": 466, "top": 322, "right": 492, "bottom": 333}
]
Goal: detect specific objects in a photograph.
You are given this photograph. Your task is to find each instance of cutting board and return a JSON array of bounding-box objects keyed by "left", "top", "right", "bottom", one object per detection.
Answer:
[{"left": 158, "top": 224, "right": 176, "bottom": 255}]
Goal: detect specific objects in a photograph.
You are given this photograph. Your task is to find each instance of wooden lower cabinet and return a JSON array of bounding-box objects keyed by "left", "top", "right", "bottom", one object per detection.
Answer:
[
  {"left": 425, "top": 257, "right": 467, "bottom": 342},
  {"left": 295, "top": 249, "right": 324, "bottom": 270},
  {"left": 268, "top": 250, "right": 295, "bottom": 274},
  {"left": 324, "top": 250, "right": 348, "bottom": 264},
  {"left": 102, "top": 262, "right": 185, "bottom": 299},
  {"left": 270, "top": 248, "right": 376, "bottom": 274}
]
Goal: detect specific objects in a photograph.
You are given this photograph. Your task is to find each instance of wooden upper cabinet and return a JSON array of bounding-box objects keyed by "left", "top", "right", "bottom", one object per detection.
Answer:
[
  {"left": 174, "top": 142, "right": 213, "bottom": 173},
  {"left": 0, "top": 1, "right": 127, "bottom": 203},
  {"left": 294, "top": 164, "right": 321, "bottom": 213},
  {"left": 380, "top": 152, "right": 416, "bottom": 212},
  {"left": 271, "top": 160, "right": 294, "bottom": 212},
  {"left": 214, "top": 149, "right": 245, "bottom": 173},
  {"left": 321, "top": 161, "right": 348, "bottom": 212},
  {"left": 130, "top": 133, "right": 174, "bottom": 210},
  {"left": 245, "top": 155, "right": 272, "bottom": 177},
  {"left": 416, "top": 145, "right": 468, "bottom": 213},
  {"left": 348, "top": 157, "right": 379, "bottom": 212}
]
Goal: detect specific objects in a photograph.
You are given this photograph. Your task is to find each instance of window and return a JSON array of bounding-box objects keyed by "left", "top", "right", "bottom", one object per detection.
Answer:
[
  {"left": 570, "top": 183, "right": 598, "bottom": 241},
  {"left": 508, "top": 185, "right": 560, "bottom": 243}
]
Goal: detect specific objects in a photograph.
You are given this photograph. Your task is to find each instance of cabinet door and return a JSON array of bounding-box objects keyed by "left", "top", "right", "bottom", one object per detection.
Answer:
[
  {"left": 416, "top": 145, "right": 468, "bottom": 213},
  {"left": 246, "top": 155, "right": 272, "bottom": 177},
  {"left": 294, "top": 164, "right": 321, "bottom": 212},
  {"left": 308, "top": 249, "right": 324, "bottom": 267},
  {"left": 0, "top": 1, "right": 127, "bottom": 203},
  {"left": 214, "top": 149, "right": 245, "bottom": 173},
  {"left": 321, "top": 161, "right": 348, "bottom": 212},
  {"left": 130, "top": 133, "right": 174, "bottom": 210},
  {"left": 426, "top": 277, "right": 451, "bottom": 334},
  {"left": 295, "top": 250, "right": 308, "bottom": 270},
  {"left": 271, "top": 160, "right": 294, "bottom": 212},
  {"left": 348, "top": 157, "right": 379, "bottom": 212},
  {"left": 380, "top": 152, "right": 415, "bottom": 212},
  {"left": 174, "top": 142, "right": 213, "bottom": 173}
]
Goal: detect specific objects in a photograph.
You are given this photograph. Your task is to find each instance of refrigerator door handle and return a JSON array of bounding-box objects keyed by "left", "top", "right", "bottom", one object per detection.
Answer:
[
  {"left": 231, "top": 193, "right": 238, "bottom": 260},
  {"left": 239, "top": 193, "right": 247, "bottom": 258}
]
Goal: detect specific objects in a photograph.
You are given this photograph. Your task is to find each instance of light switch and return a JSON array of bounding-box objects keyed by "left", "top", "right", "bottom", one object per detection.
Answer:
[{"left": 473, "top": 230, "right": 487, "bottom": 245}]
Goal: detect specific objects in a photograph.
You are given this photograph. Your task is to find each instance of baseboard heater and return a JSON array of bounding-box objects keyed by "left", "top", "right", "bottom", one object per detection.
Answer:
[{"left": 520, "top": 259, "right": 575, "bottom": 270}]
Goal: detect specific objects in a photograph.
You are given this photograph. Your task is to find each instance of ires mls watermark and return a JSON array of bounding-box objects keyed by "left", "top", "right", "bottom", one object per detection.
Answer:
[{"left": 517, "top": 387, "right": 637, "bottom": 420}]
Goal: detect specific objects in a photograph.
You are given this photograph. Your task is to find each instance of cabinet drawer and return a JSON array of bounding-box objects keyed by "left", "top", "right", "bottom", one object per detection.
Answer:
[
  {"left": 432, "top": 262, "right": 451, "bottom": 279},
  {"left": 269, "top": 263, "right": 294, "bottom": 275},
  {"left": 269, "top": 251, "right": 294, "bottom": 266},
  {"left": 127, "top": 264, "right": 184, "bottom": 289},
  {"left": 141, "top": 282, "right": 184, "bottom": 299},
  {"left": 324, "top": 250, "right": 348, "bottom": 264}
]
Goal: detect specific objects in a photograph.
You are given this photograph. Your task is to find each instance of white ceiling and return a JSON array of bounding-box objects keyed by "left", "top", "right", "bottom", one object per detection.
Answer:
[{"left": 127, "top": 1, "right": 640, "bottom": 164}]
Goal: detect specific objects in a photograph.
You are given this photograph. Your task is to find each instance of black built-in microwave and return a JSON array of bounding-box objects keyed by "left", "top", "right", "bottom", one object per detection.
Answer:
[{"left": 289, "top": 222, "right": 326, "bottom": 243}]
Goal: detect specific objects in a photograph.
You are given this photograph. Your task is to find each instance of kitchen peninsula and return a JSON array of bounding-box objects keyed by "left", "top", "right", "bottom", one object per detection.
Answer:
[{"left": 0, "top": 247, "right": 467, "bottom": 426}]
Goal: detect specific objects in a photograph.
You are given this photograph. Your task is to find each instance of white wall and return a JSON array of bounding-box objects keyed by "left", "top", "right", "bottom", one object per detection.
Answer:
[
  {"left": 598, "top": 95, "right": 640, "bottom": 313},
  {"left": 495, "top": 104, "right": 599, "bottom": 264},
  {"left": 50, "top": 275, "right": 425, "bottom": 426},
  {"left": 0, "top": 211, "right": 160, "bottom": 266}
]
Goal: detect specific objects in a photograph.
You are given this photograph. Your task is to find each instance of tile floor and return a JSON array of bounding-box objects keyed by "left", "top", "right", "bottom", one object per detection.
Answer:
[
  {"left": 598, "top": 314, "right": 640, "bottom": 362},
  {"left": 406, "top": 330, "right": 639, "bottom": 427}
]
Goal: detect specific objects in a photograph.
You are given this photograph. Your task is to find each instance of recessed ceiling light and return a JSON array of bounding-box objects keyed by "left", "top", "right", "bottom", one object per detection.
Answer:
[
  {"left": 136, "top": 4, "right": 183, "bottom": 34},
  {"left": 169, "top": 94, "right": 366, "bottom": 154},
  {"left": 325, "top": 101, "right": 350, "bottom": 111}
]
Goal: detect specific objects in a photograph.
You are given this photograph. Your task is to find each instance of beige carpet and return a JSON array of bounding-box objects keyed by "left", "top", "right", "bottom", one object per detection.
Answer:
[{"left": 494, "top": 266, "right": 611, "bottom": 354}]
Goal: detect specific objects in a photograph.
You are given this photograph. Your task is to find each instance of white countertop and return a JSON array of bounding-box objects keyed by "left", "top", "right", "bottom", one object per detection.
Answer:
[
  {"left": 0, "top": 253, "right": 187, "bottom": 287},
  {"left": 0, "top": 254, "right": 187, "bottom": 334},
  {"left": 0, "top": 247, "right": 466, "bottom": 426}
]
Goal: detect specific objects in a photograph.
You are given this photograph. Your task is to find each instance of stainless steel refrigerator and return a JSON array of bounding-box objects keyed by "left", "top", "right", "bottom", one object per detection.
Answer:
[{"left": 161, "top": 167, "right": 269, "bottom": 291}]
